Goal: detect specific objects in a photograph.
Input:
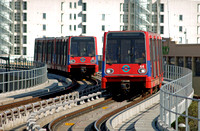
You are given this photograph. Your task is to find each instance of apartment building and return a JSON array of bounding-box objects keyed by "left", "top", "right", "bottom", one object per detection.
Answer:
[
  {"left": 10, "top": 0, "right": 160, "bottom": 57},
  {"left": 160, "top": 0, "right": 200, "bottom": 44},
  {"left": 0, "top": 0, "right": 13, "bottom": 56}
]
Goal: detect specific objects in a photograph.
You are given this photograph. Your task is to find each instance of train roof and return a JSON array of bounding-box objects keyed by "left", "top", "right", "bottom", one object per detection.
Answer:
[{"left": 106, "top": 30, "right": 161, "bottom": 39}]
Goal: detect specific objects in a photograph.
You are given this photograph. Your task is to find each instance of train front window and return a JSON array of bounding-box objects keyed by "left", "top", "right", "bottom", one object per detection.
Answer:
[
  {"left": 106, "top": 32, "right": 146, "bottom": 64},
  {"left": 70, "top": 37, "right": 95, "bottom": 57}
]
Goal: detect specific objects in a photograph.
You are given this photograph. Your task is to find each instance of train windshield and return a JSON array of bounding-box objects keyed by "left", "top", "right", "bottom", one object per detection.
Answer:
[
  {"left": 106, "top": 32, "right": 146, "bottom": 64},
  {"left": 70, "top": 37, "right": 95, "bottom": 57}
]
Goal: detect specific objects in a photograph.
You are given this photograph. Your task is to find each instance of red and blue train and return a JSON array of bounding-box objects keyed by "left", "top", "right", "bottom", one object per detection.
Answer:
[
  {"left": 34, "top": 36, "right": 98, "bottom": 78},
  {"left": 101, "top": 31, "right": 163, "bottom": 95}
]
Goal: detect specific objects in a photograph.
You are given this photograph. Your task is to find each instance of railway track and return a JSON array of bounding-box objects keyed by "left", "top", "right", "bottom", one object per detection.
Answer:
[{"left": 48, "top": 91, "right": 155, "bottom": 131}]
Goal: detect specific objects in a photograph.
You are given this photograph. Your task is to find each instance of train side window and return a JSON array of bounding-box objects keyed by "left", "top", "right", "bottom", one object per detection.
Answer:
[
  {"left": 152, "top": 39, "right": 156, "bottom": 78},
  {"left": 159, "top": 40, "right": 163, "bottom": 74},
  {"left": 149, "top": 39, "right": 152, "bottom": 77},
  {"left": 161, "top": 40, "right": 163, "bottom": 73},
  {"left": 156, "top": 39, "right": 159, "bottom": 76}
]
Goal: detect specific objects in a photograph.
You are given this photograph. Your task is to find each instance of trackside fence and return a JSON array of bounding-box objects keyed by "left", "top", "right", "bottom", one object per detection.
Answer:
[
  {"left": 158, "top": 65, "right": 195, "bottom": 131},
  {"left": 0, "top": 57, "right": 47, "bottom": 93}
]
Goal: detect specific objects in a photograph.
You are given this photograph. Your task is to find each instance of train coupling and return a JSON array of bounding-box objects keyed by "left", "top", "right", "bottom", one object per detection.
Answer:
[
  {"left": 121, "top": 80, "right": 130, "bottom": 91},
  {"left": 81, "top": 66, "right": 87, "bottom": 73}
]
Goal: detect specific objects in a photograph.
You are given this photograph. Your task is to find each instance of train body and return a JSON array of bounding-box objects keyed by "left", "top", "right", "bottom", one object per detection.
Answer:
[
  {"left": 101, "top": 31, "right": 163, "bottom": 95},
  {"left": 34, "top": 36, "right": 98, "bottom": 77}
]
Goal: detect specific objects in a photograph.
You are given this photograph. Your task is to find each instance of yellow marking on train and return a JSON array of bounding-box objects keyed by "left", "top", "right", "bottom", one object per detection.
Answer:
[
  {"left": 102, "top": 107, "right": 108, "bottom": 109},
  {"left": 65, "top": 123, "right": 75, "bottom": 126},
  {"left": 83, "top": 79, "right": 86, "bottom": 81}
]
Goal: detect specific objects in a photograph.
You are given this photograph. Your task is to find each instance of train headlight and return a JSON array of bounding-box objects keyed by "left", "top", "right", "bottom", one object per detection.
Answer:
[
  {"left": 106, "top": 68, "right": 114, "bottom": 74},
  {"left": 70, "top": 59, "right": 75, "bottom": 63},
  {"left": 138, "top": 68, "right": 146, "bottom": 74},
  {"left": 91, "top": 59, "right": 96, "bottom": 63}
]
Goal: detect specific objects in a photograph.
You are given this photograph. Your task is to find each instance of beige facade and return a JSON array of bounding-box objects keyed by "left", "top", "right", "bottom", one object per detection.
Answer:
[{"left": 163, "top": 38, "right": 200, "bottom": 95}]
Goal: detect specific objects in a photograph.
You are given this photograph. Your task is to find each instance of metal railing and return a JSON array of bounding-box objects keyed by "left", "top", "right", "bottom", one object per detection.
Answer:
[
  {"left": 0, "top": 58, "right": 47, "bottom": 93},
  {"left": 159, "top": 65, "right": 195, "bottom": 131}
]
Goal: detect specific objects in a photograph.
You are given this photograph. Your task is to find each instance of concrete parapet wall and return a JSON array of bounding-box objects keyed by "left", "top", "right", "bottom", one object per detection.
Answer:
[{"left": 106, "top": 93, "right": 160, "bottom": 130}]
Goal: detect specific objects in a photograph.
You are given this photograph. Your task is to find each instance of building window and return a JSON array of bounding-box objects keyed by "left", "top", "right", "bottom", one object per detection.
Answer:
[
  {"left": 74, "top": 25, "right": 76, "bottom": 31},
  {"left": 160, "top": 15, "right": 164, "bottom": 23},
  {"left": 82, "top": 14, "right": 86, "bottom": 22},
  {"left": 120, "top": 14, "right": 123, "bottom": 23},
  {"left": 160, "top": 26, "right": 164, "bottom": 34},
  {"left": 102, "top": 25, "right": 105, "bottom": 31},
  {"left": 74, "top": 2, "right": 76, "bottom": 8},
  {"left": 69, "top": 2, "right": 72, "bottom": 8},
  {"left": 152, "top": 3, "right": 157, "bottom": 12},
  {"left": 83, "top": 3, "right": 86, "bottom": 11},
  {"left": 74, "top": 14, "right": 76, "bottom": 20},
  {"left": 198, "top": 37, "right": 200, "bottom": 43},
  {"left": 152, "top": 15, "right": 157, "bottom": 23},
  {"left": 43, "top": 24, "right": 46, "bottom": 31},
  {"left": 160, "top": 4, "right": 164, "bottom": 12},
  {"left": 23, "top": 13, "right": 27, "bottom": 21},
  {"left": 186, "top": 57, "right": 192, "bottom": 69},
  {"left": 23, "top": 47, "right": 27, "bottom": 55},
  {"left": 69, "top": 14, "right": 72, "bottom": 20},
  {"left": 123, "top": 14, "right": 128, "bottom": 23},
  {"left": 198, "top": 26, "right": 200, "bottom": 34},
  {"left": 177, "top": 57, "right": 184, "bottom": 67},
  {"left": 15, "top": 2, "right": 20, "bottom": 10},
  {"left": 61, "top": 25, "right": 63, "bottom": 33},
  {"left": 69, "top": 25, "right": 72, "bottom": 31},
  {"left": 23, "top": 36, "right": 27, "bottom": 44},
  {"left": 61, "top": 2, "right": 64, "bottom": 11},
  {"left": 14, "top": 24, "right": 20, "bottom": 33},
  {"left": 179, "top": 37, "right": 182, "bottom": 43},
  {"left": 152, "top": 26, "right": 157, "bottom": 33},
  {"left": 82, "top": 25, "right": 86, "bottom": 33},
  {"left": 123, "top": 26, "right": 128, "bottom": 30},
  {"left": 23, "top": 24, "right": 27, "bottom": 33},
  {"left": 23, "top": 1, "right": 27, "bottom": 10},
  {"left": 195, "top": 58, "right": 200, "bottom": 76},
  {"left": 120, "top": 3, "right": 123, "bottom": 11},
  {"left": 168, "top": 57, "right": 175, "bottom": 65},
  {"left": 43, "top": 13, "right": 46, "bottom": 19},
  {"left": 14, "top": 35, "right": 20, "bottom": 44},
  {"left": 198, "top": 4, "right": 200, "bottom": 12},
  {"left": 61, "top": 13, "right": 64, "bottom": 22},
  {"left": 179, "top": 26, "right": 182, "bottom": 32},
  {"left": 179, "top": 15, "right": 183, "bottom": 21},
  {"left": 14, "top": 47, "right": 20, "bottom": 55},
  {"left": 102, "top": 14, "right": 105, "bottom": 21},
  {"left": 15, "top": 13, "right": 20, "bottom": 21},
  {"left": 198, "top": 15, "right": 200, "bottom": 23},
  {"left": 123, "top": 3, "right": 128, "bottom": 12},
  {"left": 120, "top": 25, "right": 123, "bottom": 31}
]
